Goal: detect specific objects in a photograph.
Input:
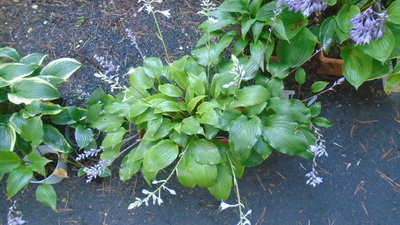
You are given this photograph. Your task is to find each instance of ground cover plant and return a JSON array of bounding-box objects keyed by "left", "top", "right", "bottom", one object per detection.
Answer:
[
  {"left": 1, "top": 0, "right": 399, "bottom": 224},
  {"left": 0, "top": 47, "right": 81, "bottom": 211}
]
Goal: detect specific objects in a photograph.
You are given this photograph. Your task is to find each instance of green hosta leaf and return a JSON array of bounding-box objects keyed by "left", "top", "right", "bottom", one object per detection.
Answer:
[
  {"left": 368, "top": 59, "right": 391, "bottom": 80},
  {"left": 8, "top": 78, "right": 60, "bottom": 104},
  {"left": 189, "top": 139, "right": 222, "bottom": 165},
  {"left": 143, "top": 140, "right": 179, "bottom": 180},
  {"left": 7, "top": 168, "right": 33, "bottom": 198},
  {"left": 20, "top": 116, "right": 43, "bottom": 148},
  {"left": 277, "top": 29, "right": 317, "bottom": 67},
  {"left": 170, "top": 130, "right": 189, "bottom": 147},
  {"left": 154, "top": 100, "right": 181, "bottom": 113},
  {"left": 334, "top": 21, "right": 350, "bottom": 43},
  {"left": 36, "top": 183, "right": 57, "bottom": 210},
  {"left": 20, "top": 53, "right": 48, "bottom": 65},
  {"left": 40, "top": 58, "right": 81, "bottom": 80},
  {"left": 158, "top": 84, "right": 182, "bottom": 97},
  {"left": 274, "top": 9, "right": 308, "bottom": 41},
  {"left": 268, "top": 98, "right": 311, "bottom": 123},
  {"left": 91, "top": 115, "right": 125, "bottom": 132},
  {"left": 0, "top": 151, "right": 21, "bottom": 173},
  {"left": 265, "top": 78, "right": 284, "bottom": 98},
  {"left": 235, "top": 85, "right": 270, "bottom": 107},
  {"left": 192, "top": 32, "right": 234, "bottom": 66},
  {"left": 319, "top": 17, "right": 336, "bottom": 53},
  {"left": 263, "top": 115, "right": 315, "bottom": 156},
  {"left": 241, "top": 17, "right": 256, "bottom": 39},
  {"left": 359, "top": 29, "right": 395, "bottom": 62},
  {"left": 250, "top": 40, "right": 265, "bottom": 70},
  {"left": 0, "top": 47, "right": 20, "bottom": 61},
  {"left": 143, "top": 118, "right": 173, "bottom": 141},
  {"left": 229, "top": 115, "right": 261, "bottom": 159},
  {"left": 273, "top": 19, "right": 289, "bottom": 41},
  {"left": 335, "top": 5, "right": 360, "bottom": 33},
  {"left": 74, "top": 125, "right": 94, "bottom": 149},
  {"left": 385, "top": 74, "right": 400, "bottom": 94},
  {"left": 27, "top": 152, "right": 51, "bottom": 176},
  {"left": 219, "top": 0, "right": 249, "bottom": 13},
  {"left": 25, "top": 101, "right": 62, "bottom": 116},
  {"left": 128, "top": 67, "right": 154, "bottom": 89},
  {"left": 187, "top": 95, "right": 206, "bottom": 113},
  {"left": 50, "top": 108, "right": 75, "bottom": 125},
  {"left": 255, "top": 2, "right": 275, "bottom": 21},
  {"left": 207, "top": 164, "right": 232, "bottom": 200},
  {"left": 67, "top": 106, "right": 86, "bottom": 122},
  {"left": 388, "top": 0, "right": 400, "bottom": 25},
  {"left": 120, "top": 149, "right": 142, "bottom": 182},
  {"left": 143, "top": 57, "right": 163, "bottom": 79},
  {"left": 252, "top": 21, "right": 264, "bottom": 43},
  {"left": 0, "top": 63, "right": 38, "bottom": 82},
  {"left": 295, "top": 67, "right": 306, "bottom": 85},
  {"left": 313, "top": 117, "right": 333, "bottom": 128},
  {"left": 217, "top": 109, "right": 241, "bottom": 131},
  {"left": 311, "top": 81, "right": 329, "bottom": 93},
  {"left": 241, "top": 137, "right": 272, "bottom": 167},
  {"left": 0, "top": 124, "right": 16, "bottom": 151},
  {"left": 267, "top": 62, "right": 290, "bottom": 79},
  {"left": 181, "top": 117, "right": 204, "bottom": 135},
  {"left": 341, "top": 46, "right": 373, "bottom": 89},
  {"left": 310, "top": 102, "right": 322, "bottom": 116},
  {"left": 43, "top": 125, "right": 72, "bottom": 153},
  {"left": 100, "top": 128, "right": 127, "bottom": 161}
]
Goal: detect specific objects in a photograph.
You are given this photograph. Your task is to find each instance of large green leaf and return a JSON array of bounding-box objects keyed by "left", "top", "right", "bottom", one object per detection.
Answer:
[
  {"left": 40, "top": 58, "right": 81, "bottom": 81},
  {"left": 100, "top": 128, "right": 127, "bottom": 161},
  {"left": 189, "top": 139, "right": 222, "bottom": 165},
  {"left": 20, "top": 53, "right": 48, "bottom": 65},
  {"left": 218, "top": 0, "right": 249, "bottom": 13},
  {"left": 0, "top": 124, "right": 16, "bottom": 151},
  {"left": 388, "top": 0, "right": 400, "bottom": 25},
  {"left": 8, "top": 78, "right": 60, "bottom": 104},
  {"left": 277, "top": 29, "right": 317, "bottom": 67},
  {"left": 27, "top": 152, "right": 51, "bottom": 176},
  {"left": 319, "top": 17, "right": 336, "bottom": 53},
  {"left": 7, "top": 167, "right": 33, "bottom": 198},
  {"left": 384, "top": 74, "right": 400, "bottom": 94},
  {"left": 143, "top": 140, "right": 179, "bottom": 180},
  {"left": 119, "top": 149, "right": 142, "bottom": 182},
  {"left": 91, "top": 114, "right": 125, "bottom": 132},
  {"left": 128, "top": 67, "right": 154, "bottom": 90},
  {"left": 25, "top": 101, "right": 62, "bottom": 116},
  {"left": 341, "top": 46, "right": 373, "bottom": 89},
  {"left": 181, "top": 117, "right": 204, "bottom": 135},
  {"left": 143, "top": 57, "right": 163, "bottom": 79},
  {"left": 335, "top": 5, "right": 360, "bottom": 33},
  {"left": 0, "top": 63, "right": 38, "bottom": 82},
  {"left": 274, "top": 8, "right": 308, "bottom": 41},
  {"left": 36, "top": 183, "right": 57, "bottom": 210},
  {"left": 229, "top": 115, "right": 261, "bottom": 159},
  {"left": 142, "top": 118, "right": 173, "bottom": 141},
  {"left": 158, "top": 84, "right": 182, "bottom": 97},
  {"left": 207, "top": 164, "right": 232, "bottom": 200},
  {"left": 20, "top": 116, "right": 43, "bottom": 148},
  {"left": 0, "top": 47, "right": 20, "bottom": 61},
  {"left": 0, "top": 151, "right": 21, "bottom": 173},
  {"left": 263, "top": 115, "right": 315, "bottom": 156},
  {"left": 241, "top": 137, "right": 273, "bottom": 167},
  {"left": 74, "top": 125, "right": 94, "bottom": 149},
  {"left": 43, "top": 125, "right": 72, "bottom": 153},
  {"left": 268, "top": 98, "right": 311, "bottom": 123},
  {"left": 235, "top": 85, "right": 270, "bottom": 107},
  {"left": 359, "top": 29, "right": 395, "bottom": 62}
]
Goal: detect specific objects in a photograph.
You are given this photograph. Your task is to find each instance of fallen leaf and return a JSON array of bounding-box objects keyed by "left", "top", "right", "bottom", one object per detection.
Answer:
[{"left": 54, "top": 168, "right": 68, "bottom": 178}]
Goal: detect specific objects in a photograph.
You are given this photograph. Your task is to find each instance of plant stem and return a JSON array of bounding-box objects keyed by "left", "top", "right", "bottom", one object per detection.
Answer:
[
  {"left": 151, "top": 11, "right": 170, "bottom": 63},
  {"left": 227, "top": 155, "right": 245, "bottom": 225}
]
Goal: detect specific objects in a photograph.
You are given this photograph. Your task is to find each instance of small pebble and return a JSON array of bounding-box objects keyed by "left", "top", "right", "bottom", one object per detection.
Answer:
[
  {"left": 179, "top": 46, "right": 183, "bottom": 50},
  {"left": 31, "top": 4, "right": 38, "bottom": 9}
]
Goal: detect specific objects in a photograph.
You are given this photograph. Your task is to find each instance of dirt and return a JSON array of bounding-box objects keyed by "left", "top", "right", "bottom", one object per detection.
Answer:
[{"left": 1, "top": 1, "right": 400, "bottom": 225}]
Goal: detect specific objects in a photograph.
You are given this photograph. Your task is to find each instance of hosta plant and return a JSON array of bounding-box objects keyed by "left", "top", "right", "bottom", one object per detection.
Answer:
[
  {"left": 0, "top": 47, "right": 81, "bottom": 210},
  {"left": 196, "top": 0, "right": 400, "bottom": 93}
]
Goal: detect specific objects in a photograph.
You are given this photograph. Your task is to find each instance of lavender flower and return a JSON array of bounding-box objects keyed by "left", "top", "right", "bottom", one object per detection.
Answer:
[
  {"left": 7, "top": 201, "right": 26, "bottom": 225},
  {"left": 125, "top": 28, "right": 145, "bottom": 59},
  {"left": 281, "top": 0, "right": 328, "bottom": 16},
  {"left": 76, "top": 148, "right": 103, "bottom": 161},
  {"left": 83, "top": 160, "right": 111, "bottom": 183},
  {"left": 305, "top": 126, "right": 328, "bottom": 187},
  {"left": 94, "top": 55, "right": 120, "bottom": 76},
  {"left": 350, "top": 7, "right": 388, "bottom": 45}
]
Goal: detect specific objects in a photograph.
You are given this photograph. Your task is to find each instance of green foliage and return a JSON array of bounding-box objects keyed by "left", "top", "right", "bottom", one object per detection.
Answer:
[{"left": 0, "top": 47, "right": 79, "bottom": 208}]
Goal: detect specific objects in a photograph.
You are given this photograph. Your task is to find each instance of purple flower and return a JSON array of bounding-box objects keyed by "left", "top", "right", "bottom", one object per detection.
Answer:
[
  {"left": 281, "top": 0, "right": 328, "bottom": 17},
  {"left": 350, "top": 7, "right": 387, "bottom": 45}
]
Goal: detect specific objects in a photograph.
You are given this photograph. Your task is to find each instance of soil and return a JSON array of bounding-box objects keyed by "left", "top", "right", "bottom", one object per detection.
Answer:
[
  {"left": 1, "top": 1, "right": 400, "bottom": 225},
  {"left": 33, "top": 153, "right": 58, "bottom": 180}
]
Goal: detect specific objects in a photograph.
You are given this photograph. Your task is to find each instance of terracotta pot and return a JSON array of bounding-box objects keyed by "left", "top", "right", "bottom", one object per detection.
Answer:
[{"left": 316, "top": 51, "right": 343, "bottom": 77}]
